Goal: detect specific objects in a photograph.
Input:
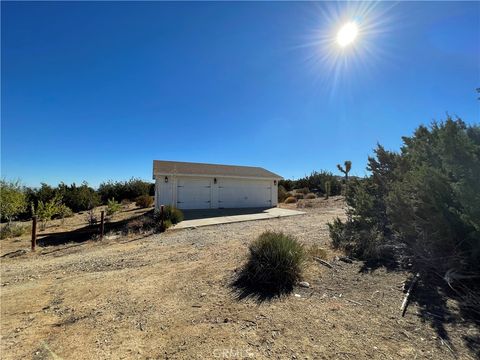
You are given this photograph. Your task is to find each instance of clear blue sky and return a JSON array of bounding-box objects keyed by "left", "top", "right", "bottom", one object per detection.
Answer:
[{"left": 2, "top": 1, "right": 479, "bottom": 187}]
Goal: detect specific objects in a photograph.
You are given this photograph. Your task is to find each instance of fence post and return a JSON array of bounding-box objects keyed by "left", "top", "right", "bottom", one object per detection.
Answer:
[
  {"left": 160, "top": 205, "right": 164, "bottom": 230},
  {"left": 100, "top": 211, "right": 105, "bottom": 240},
  {"left": 31, "top": 216, "right": 37, "bottom": 251}
]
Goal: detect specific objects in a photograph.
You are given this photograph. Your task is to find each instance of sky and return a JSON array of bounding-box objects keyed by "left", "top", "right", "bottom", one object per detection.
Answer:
[{"left": 2, "top": 1, "right": 479, "bottom": 188}]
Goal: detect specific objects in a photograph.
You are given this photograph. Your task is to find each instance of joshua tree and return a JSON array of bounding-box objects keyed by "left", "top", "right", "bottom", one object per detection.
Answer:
[
  {"left": 337, "top": 161, "right": 352, "bottom": 196},
  {"left": 337, "top": 160, "right": 352, "bottom": 183}
]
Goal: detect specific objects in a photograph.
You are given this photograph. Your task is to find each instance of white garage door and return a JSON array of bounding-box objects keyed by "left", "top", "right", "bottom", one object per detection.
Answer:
[
  {"left": 218, "top": 179, "right": 272, "bottom": 208},
  {"left": 177, "top": 178, "right": 212, "bottom": 209}
]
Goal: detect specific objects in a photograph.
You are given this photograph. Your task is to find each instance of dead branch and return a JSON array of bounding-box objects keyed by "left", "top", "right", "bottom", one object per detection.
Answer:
[
  {"left": 400, "top": 272, "right": 420, "bottom": 317},
  {"left": 345, "top": 298, "right": 363, "bottom": 306},
  {"left": 314, "top": 257, "right": 333, "bottom": 269}
]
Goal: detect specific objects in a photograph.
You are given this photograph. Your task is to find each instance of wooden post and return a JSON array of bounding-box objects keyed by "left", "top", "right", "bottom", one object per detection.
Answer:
[
  {"left": 31, "top": 216, "right": 37, "bottom": 251},
  {"left": 100, "top": 211, "right": 105, "bottom": 240},
  {"left": 160, "top": 205, "right": 164, "bottom": 230}
]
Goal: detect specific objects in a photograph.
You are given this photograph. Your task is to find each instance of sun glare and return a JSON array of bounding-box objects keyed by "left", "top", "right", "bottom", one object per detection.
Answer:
[
  {"left": 298, "top": 1, "right": 393, "bottom": 96},
  {"left": 336, "top": 22, "right": 358, "bottom": 47}
]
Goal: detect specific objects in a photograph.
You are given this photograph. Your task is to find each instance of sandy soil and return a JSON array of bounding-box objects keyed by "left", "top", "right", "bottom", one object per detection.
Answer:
[{"left": 1, "top": 197, "right": 478, "bottom": 359}]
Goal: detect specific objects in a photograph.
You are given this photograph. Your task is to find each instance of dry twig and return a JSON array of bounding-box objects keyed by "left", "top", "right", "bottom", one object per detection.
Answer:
[
  {"left": 400, "top": 273, "right": 420, "bottom": 317},
  {"left": 314, "top": 257, "right": 333, "bottom": 268}
]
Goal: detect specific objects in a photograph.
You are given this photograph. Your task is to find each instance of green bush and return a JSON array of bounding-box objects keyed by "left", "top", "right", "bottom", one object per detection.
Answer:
[
  {"left": 106, "top": 198, "right": 122, "bottom": 216},
  {"left": 58, "top": 182, "right": 100, "bottom": 212},
  {"left": 329, "top": 118, "right": 480, "bottom": 278},
  {"left": 242, "top": 231, "right": 305, "bottom": 292},
  {"left": 135, "top": 195, "right": 154, "bottom": 208},
  {"left": 35, "top": 194, "right": 63, "bottom": 230},
  {"left": 0, "top": 223, "right": 29, "bottom": 239},
  {"left": 55, "top": 204, "right": 74, "bottom": 223},
  {"left": 278, "top": 179, "right": 294, "bottom": 192},
  {"left": 98, "top": 178, "right": 152, "bottom": 203},
  {"left": 293, "top": 171, "right": 342, "bottom": 196},
  {"left": 305, "top": 193, "right": 316, "bottom": 199},
  {"left": 157, "top": 205, "right": 184, "bottom": 225},
  {"left": 0, "top": 180, "right": 27, "bottom": 223},
  {"left": 284, "top": 196, "right": 297, "bottom": 204}
]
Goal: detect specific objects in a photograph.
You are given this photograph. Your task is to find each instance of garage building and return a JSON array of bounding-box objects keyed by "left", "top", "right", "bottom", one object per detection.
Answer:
[{"left": 153, "top": 160, "right": 283, "bottom": 210}]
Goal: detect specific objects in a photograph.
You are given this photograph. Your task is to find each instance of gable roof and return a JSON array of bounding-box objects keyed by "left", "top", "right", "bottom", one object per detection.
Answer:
[{"left": 153, "top": 160, "right": 282, "bottom": 180}]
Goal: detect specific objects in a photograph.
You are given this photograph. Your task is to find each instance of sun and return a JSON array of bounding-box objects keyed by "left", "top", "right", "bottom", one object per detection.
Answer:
[{"left": 336, "top": 22, "right": 359, "bottom": 47}]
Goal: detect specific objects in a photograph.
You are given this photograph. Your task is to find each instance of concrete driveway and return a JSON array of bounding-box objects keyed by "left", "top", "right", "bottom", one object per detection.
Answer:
[{"left": 172, "top": 207, "right": 305, "bottom": 229}]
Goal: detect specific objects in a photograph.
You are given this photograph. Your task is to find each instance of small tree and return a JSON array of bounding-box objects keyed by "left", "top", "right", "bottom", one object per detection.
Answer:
[
  {"left": 337, "top": 160, "right": 352, "bottom": 195},
  {"left": 337, "top": 160, "right": 352, "bottom": 182},
  {"left": 35, "top": 194, "right": 62, "bottom": 230},
  {"left": 0, "top": 180, "right": 27, "bottom": 223},
  {"left": 106, "top": 198, "right": 122, "bottom": 216}
]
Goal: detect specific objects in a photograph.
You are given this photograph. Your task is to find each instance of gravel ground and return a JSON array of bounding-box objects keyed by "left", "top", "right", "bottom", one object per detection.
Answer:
[{"left": 1, "top": 197, "right": 478, "bottom": 359}]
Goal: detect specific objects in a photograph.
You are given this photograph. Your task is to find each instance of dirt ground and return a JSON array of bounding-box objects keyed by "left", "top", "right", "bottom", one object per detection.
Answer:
[{"left": 1, "top": 197, "right": 478, "bottom": 359}]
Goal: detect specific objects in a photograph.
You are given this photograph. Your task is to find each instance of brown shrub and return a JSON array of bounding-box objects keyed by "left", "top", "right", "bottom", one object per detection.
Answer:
[
  {"left": 296, "top": 187, "right": 309, "bottom": 195},
  {"left": 135, "top": 195, "right": 154, "bottom": 208},
  {"left": 308, "top": 244, "right": 328, "bottom": 260},
  {"left": 305, "top": 193, "right": 316, "bottom": 199},
  {"left": 284, "top": 196, "right": 297, "bottom": 204}
]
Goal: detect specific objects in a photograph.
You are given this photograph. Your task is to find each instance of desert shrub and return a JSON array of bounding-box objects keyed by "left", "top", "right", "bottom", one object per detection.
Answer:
[
  {"left": 305, "top": 193, "right": 316, "bottom": 199},
  {"left": 125, "top": 216, "right": 153, "bottom": 234},
  {"left": 35, "top": 194, "right": 62, "bottom": 230},
  {"left": 329, "top": 118, "right": 480, "bottom": 279},
  {"left": 308, "top": 244, "right": 328, "bottom": 260},
  {"left": 125, "top": 215, "right": 169, "bottom": 234},
  {"left": 293, "top": 171, "right": 342, "bottom": 196},
  {"left": 85, "top": 209, "right": 97, "bottom": 226},
  {"left": 296, "top": 187, "right": 309, "bottom": 195},
  {"left": 98, "top": 178, "right": 152, "bottom": 203},
  {"left": 157, "top": 205, "right": 184, "bottom": 225},
  {"left": 124, "top": 218, "right": 144, "bottom": 233},
  {"left": 135, "top": 195, "right": 154, "bottom": 208},
  {"left": 121, "top": 199, "right": 132, "bottom": 206},
  {"left": 54, "top": 204, "right": 74, "bottom": 224},
  {"left": 278, "top": 179, "right": 294, "bottom": 192},
  {"left": 58, "top": 182, "right": 100, "bottom": 212},
  {"left": 278, "top": 185, "right": 288, "bottom": 203},
  {"left": 0, "top": 180, "right": 27, "bottom": 223},
  {"left": 294, "top": 193, "right": 304, "bottom": 200},
  {"left": 0, "top": 223, "right": 29, "bottom": 240},
  {"left": 241, "top": 231, "right": 305, "bottom": 293},
  {"left": 284, "top": 196, "right": 297, "bottom": 204},
  {"left": 106, "top": 198, "right": 122, "bottom": 216}
]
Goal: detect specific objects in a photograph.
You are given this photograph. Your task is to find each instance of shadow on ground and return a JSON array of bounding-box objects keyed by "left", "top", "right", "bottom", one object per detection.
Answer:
[
  {"left": 358, "top": 259, "right": 480, "bottom": 358},
  {"left": 230, "top": 268, "right": 293, "bottom": 304},
  {"left": 37, "top": 211, "right": 153, "bottom": 247},
  {"left": 182, "top": 207, "right": 271, "bottom": 221}
]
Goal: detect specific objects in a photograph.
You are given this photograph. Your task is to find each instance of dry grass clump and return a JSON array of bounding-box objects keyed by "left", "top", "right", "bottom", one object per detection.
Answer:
[
  {"left": 135, "top": 195, "right": 154, "bottom": 208},
  {"left": 284, "top": 196, "right": 297, "bottom": 204},
  {"left": 305, "top": 193, "right": 316, "bottom": 199},
  {"left": 238, "top": 231, "right": 305, "bottom": 294},
  {"left": 307, "top": 244, "right": 329, "bottom": 260},
  {"left": 0, "top": 223, "right": 30, "bottom": 240}
]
